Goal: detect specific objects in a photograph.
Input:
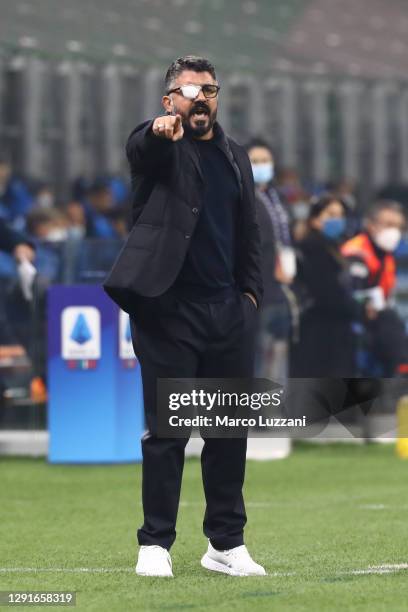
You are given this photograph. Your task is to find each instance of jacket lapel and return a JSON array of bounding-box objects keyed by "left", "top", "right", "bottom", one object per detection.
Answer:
[{"left": 228, "top": 138, "right": 252, "bottom": 207}]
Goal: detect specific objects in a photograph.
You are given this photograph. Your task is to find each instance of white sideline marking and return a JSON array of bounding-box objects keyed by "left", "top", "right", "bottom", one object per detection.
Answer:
[
  {"left": 0, "top": 568, "right": 134, "bottom": 573},
  {"left": 358, "top": 504, "right": 387, "bottom": 510},
  {"left": 1, "top": 564, "right": 407, "bottom": 577},
  {"left": 0, "top": 567, "right": 294, "bottom": 577},
  {"left": 358, "top": 504, "right": 408, "bottom": 511},
  {"left": 349, "top": 564, "right": 408, "bottom": 575}
]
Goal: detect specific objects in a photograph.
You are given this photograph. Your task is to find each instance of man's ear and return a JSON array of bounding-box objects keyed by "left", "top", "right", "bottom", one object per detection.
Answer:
[{"left": 162, "top": 95, "right": 174, "bottom": 115}]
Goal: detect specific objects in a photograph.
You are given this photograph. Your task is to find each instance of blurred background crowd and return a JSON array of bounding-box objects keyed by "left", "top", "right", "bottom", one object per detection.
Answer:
[{"left": 1, "top": 0, "right": 408, "bottom": 430}]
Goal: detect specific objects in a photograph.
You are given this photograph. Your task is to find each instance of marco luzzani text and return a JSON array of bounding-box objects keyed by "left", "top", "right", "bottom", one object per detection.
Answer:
[{"left": 167, "top": 389, "right": 306, "bottom": 428}]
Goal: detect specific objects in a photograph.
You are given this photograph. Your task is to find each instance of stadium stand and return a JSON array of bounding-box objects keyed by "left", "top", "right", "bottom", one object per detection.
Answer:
[{"left": 0, "top": 0, "right": 407, "bottom": 78}]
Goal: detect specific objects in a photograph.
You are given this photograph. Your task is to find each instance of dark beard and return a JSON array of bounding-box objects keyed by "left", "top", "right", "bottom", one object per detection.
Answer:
[
  {"left": 179, "top": 101, "right": 217, "bottom": 138},
  {"left": 182, "top": 118, "right": 215, "bottom": 138}
]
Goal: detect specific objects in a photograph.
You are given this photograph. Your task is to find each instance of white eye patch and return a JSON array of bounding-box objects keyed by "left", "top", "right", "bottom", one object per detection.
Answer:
[{"left": 180, "top": 85, "right": 201, "bottom": 99}]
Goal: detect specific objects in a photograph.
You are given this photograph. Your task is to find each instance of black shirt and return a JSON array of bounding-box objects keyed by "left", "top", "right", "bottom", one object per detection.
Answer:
[{"left": 173, "top": 134, "right": 241, "bottom": 302}]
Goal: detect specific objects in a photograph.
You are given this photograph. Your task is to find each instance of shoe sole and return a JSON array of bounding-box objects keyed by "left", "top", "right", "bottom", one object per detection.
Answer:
[
  {"left": 200, "top": 553, "right": 266, "bottom": 577},
  {"left": 135, "top": 567, "right": 173, "bottom": 577}
]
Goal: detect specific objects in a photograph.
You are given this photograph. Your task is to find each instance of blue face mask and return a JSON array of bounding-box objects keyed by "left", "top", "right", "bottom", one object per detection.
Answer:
[
  {"left": 252, "top": 163, "right": 274, "bottom": 185},
  {"left": 322, "top": 217, "right": 346, "bottom": 240}
]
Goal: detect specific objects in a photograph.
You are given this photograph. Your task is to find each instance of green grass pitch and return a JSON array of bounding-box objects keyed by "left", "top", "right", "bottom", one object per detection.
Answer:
[{"left": 2, "top": 443, "right": 408, "bottom": 611}]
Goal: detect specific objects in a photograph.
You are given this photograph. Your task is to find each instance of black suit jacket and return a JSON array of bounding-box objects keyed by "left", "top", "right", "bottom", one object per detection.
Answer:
[{"left": 103, "top": 119, "right": 263, "bottom": 314}]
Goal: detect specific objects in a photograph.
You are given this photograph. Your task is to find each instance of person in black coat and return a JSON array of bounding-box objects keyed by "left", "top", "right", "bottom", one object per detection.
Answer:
[
  {"left": 290, "top": 194, "right": 361, "bottom": 378},
  {"left": 0, "top": 217, "right": 35, "bottom": 263},
  {"left": 247, "top": 139, "right": 295, "bottom": 382},
  {"left": 104, "top": 112, "right": 262, "bottom": 308},
  {"left": 0, "top": 218, "right": 35, "bottom": 347},
  {"left": 103, "top": 56, "right": 265, "bottom": 577}
]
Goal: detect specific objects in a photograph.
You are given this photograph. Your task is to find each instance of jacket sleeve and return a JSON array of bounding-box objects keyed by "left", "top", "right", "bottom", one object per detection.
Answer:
[
  {"left": 0, "top": 218, "right": 34, "bottom": 255},
  {"left": 237, "top": 157, "right": 264, "bottom": 307},
  {"left": 256, "top": 195, "right": 277, "bottom": 273},
  {"left": 343, "top": 254, "right": 371, "bottom": 292},
  {"left": 299, "top": 243, "right": 361, "bottom": 319},
  {"left": 125, "top": 119, "right": 176, "bottom": 176}
]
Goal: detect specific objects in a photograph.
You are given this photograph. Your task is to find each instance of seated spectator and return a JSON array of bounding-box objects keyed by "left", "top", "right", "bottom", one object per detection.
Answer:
[
  {"left": 277, "top": 168, "right": 306, "bottom": 205},
  {"left": 71, "top": 175, "right": 90, "bottom": 202},
  {"left": 65, "top": 200, "right": 87, "bottom": 240},
  {"left": 0, "top": 212, "right": 36, "bottom": 280},
  {"left": 276, "top": 168, "right": 311, "bottom": 243},
  {"left": 33, "top": 182, "right": 56, "bottom": 210},
  {"left": 73, "top": 173, "right": 130, "bottom": 208},
  {"left": 0, "top": 150, "right": 34, "bottom": 231},
  {"left": 26, "top": 208, "right": 69, "bottom": 243},
  {"left": 82, "top": 179, "right": 121, "bottom": 238},
  {"left": 107, "top": 174, "right": 130, "bottom": 206},
  {"left": 104, "top": 206, "right": 131, "bottom": 238},
  {"left": 25, "top": 208, "right": 69, "bottom": 282},
  {"left": 341, "top": 200, "right": 407, "bottom": 376}
]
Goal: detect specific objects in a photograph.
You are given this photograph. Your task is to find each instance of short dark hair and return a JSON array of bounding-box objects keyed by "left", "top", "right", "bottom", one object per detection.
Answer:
[
  {"left": 366, "top": 199, "right": 405, "bottom": 221},
  {"left": 245, "top": 137, "right": 273, "bottom": 154},
  {"left": 308, "top": 192, "right": 348, "bottom": 220},
  {"left": 87, "top": 177, "right": 111, "bottom": 196},
  {"left": 26, "top": 207, "right": 66, "bottom": 234},
  {"left": 164, "top": 55, "right": 217, "bottom": 92}
]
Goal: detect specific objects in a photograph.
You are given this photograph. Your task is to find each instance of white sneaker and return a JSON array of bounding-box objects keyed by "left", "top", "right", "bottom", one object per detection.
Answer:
[
  {"left": 136, "top": 545, "right": 173, "bottom": 577},
  {"left": 201, "top": 542, "right": 266, "bottom": 576}
]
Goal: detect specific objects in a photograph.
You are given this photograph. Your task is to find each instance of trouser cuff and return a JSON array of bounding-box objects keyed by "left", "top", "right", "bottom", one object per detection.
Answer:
[
  {"left": 209, "top": 535, "right": 244, "bottom": 551},
  {"left": 137, "top": 529, "right": 174, "bottom": 551}
]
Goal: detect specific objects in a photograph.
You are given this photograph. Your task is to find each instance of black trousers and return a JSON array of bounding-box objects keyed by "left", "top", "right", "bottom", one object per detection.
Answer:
[{"left": 129, "top": 289, "right": 257, "bottom": 551}]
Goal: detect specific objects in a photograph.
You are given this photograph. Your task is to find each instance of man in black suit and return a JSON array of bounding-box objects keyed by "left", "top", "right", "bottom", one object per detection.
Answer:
[{"left": 104, "top": 56, "right": 265, "bottom": 577}]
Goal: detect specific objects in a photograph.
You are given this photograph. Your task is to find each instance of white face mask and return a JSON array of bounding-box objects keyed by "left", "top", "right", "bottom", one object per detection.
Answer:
[
  {"left": 374, "top": 227, "right": 401, "bottom": 252},
  {"left": 37, "top": 193, "right": 54, "bottom": 209},
  {"left": 251, "top": 162, "right": 274, "bottom": 185},
  {"left": 68, "top": 226, "right": 86, "bottom": 240},
  {"left": 45, "top": 228, "right": 68, "bottom": 242}
]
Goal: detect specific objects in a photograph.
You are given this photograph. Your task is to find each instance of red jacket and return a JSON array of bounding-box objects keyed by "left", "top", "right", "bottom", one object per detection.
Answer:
[{"left": 341, "top": 232, "right": 396, "bottom": 299}]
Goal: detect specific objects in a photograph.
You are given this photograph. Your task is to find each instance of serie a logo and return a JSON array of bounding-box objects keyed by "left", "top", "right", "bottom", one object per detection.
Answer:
[
  {"left": 119, "top": 310, "right": 137, "bottom": 368},
  {"left": 61, "top": 306, "right": 101, "bottom": 370}
]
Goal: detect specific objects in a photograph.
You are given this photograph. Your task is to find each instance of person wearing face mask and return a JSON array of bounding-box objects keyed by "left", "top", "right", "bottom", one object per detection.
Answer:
[
  {"left": 341, "top": 200, "right": 404, "bottom": 303},
  {"left": 24, "top": 208, "right": 70, "bottom": 283},
  {"left": 247, "top": 139, "right": 295, "bottom": 382},
  {"left": 341, "top": 200, "right": 407, "bottom": 376},
  {"left": 34, "top": 183, "right": 56, "bottom": 210},
  {"left": 0, "top": 150, "right": 34, "bottom": 232},
  {"left": 276, "top": 169, "right": 310, "bottom": 242},
  {"left": 290, "top": 193, "right": 362, "bottom": 377}
]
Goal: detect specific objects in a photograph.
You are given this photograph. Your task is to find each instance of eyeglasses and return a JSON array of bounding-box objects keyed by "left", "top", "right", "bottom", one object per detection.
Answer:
[{"left": 167, "top": 84, "right": 220, "bottom": 99}]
